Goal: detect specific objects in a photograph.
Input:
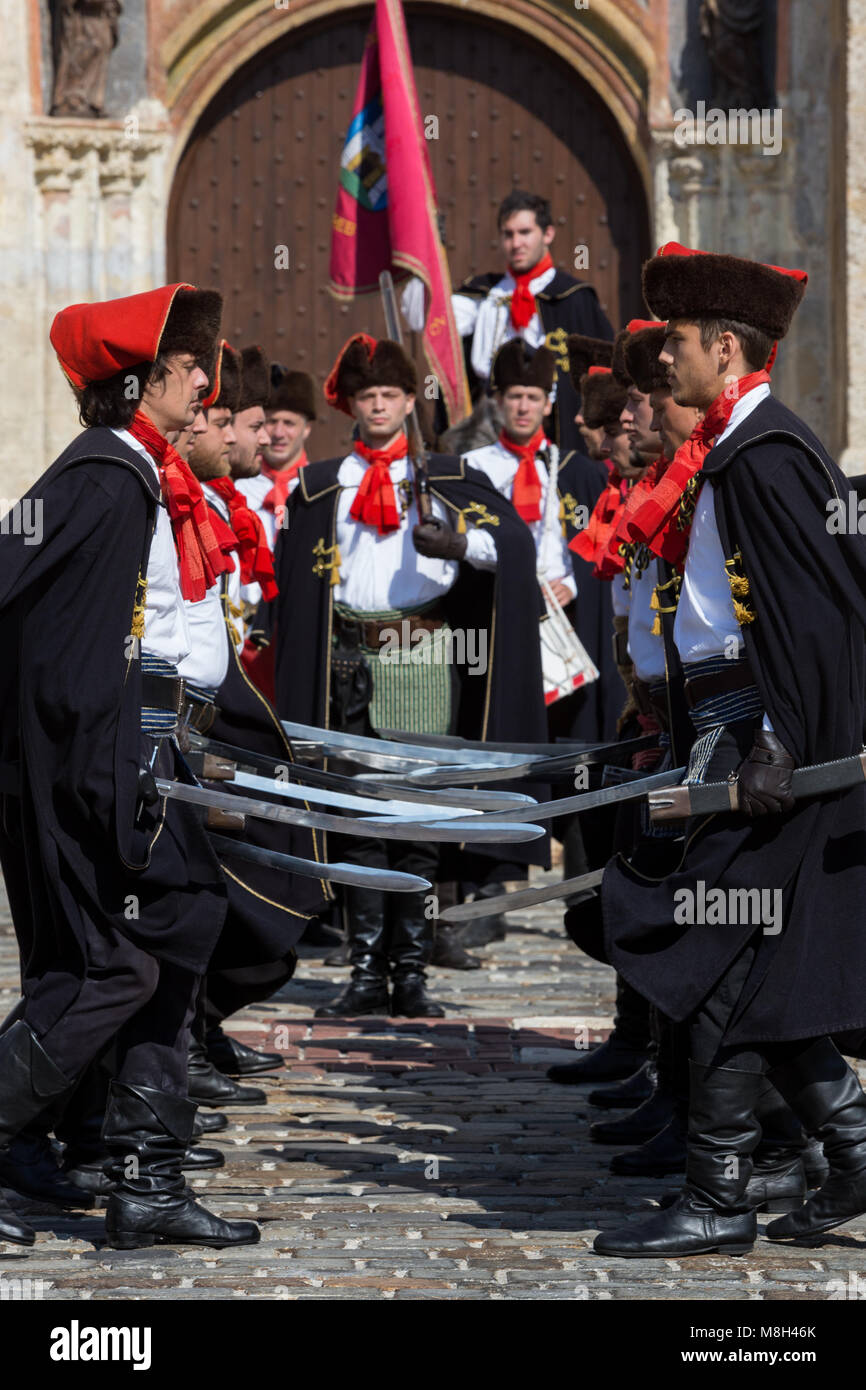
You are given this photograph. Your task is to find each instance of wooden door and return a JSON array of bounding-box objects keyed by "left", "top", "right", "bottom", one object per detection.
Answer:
[{"left": 168, "top": 3, "right": 650, "bottom": 457}]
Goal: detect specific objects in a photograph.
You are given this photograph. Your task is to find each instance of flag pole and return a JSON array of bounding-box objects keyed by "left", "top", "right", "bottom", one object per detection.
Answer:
[{"left": 379, "top": 269, "right": 433, "bottom": 521}]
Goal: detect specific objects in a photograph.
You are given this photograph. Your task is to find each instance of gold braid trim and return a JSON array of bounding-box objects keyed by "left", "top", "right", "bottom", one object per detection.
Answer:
[
  {"left": 312, "top": 538, "right": 342, "bottom": 586},
  {"left": 724, "top": 549, "right": 756, "bottom": 625},
  {"left": 130, "top": 571, "right": 147, "bottom": 641}
]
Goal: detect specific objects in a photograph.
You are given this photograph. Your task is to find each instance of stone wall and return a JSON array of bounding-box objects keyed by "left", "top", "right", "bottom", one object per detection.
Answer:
[{"left": 0, "top": 0, "right": 859, "bottom": 500}]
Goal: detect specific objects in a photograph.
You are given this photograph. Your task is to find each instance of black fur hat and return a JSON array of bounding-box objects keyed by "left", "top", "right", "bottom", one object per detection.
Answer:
[
  {"left": 491, "top": 339, "right": 556, "bottom": 394},
  {"left": 201, "top": 340, "right": 241, "bottom": 413},
  {"left": 642, "top": 243, "right": 807, "bottom": 338},
  {"left": 611, "top": 328, "right": 633, "bottom": 387},
  {"left": 325, "top": 334, "right": 417, "bottom": 415},
  {"left": 624, "top": 325, "right": 670, "bottom": 395},
  {"left": 267, "top": 364, "right": 317, "bottom": 420},
  {"left": 567, "top": 334, "right": 613, "bottom": 389},
  {"left": 237, "top": 345, "right": 270, "bottom": 410},
  {"left": 581, "top": 369, "right": 629, "bottom": 432}
]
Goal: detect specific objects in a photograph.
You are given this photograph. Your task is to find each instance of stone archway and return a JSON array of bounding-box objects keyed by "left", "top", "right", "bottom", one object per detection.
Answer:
[{"left": 166, "top": 2, "right": 651, "bottom": 455}]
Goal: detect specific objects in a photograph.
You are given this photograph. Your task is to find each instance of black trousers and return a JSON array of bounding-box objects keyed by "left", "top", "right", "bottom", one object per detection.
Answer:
[
  {"left": 22, "top": 923, "right": 198, "bottom": 1098},
  {"left": 690, "top": 936, "right": 821, "bottom": 1078}
]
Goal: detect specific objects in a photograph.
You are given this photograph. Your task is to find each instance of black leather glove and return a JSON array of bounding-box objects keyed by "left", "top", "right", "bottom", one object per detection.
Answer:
[
  {"left": 736, "top": 728, "right": 796, "bottom": 817},
  {"left": 412, "top": 517, "right": 467, "bottom": 561}
]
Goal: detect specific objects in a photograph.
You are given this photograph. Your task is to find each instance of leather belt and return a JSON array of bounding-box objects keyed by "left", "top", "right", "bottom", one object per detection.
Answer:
[
  {"left": 335, "top": 607, "right": 446, "bottom": 650},
  {"left": 141, "top": 672, "right": 187, "bottom": 716},
  {"left": 683, "top": 660, "right": 756, "bottom": 710}
]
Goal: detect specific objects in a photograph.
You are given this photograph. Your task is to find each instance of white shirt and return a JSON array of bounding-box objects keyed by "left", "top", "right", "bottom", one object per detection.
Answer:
[
  {"left": 401, "top": 265, "right": 557, "bottom": 383},
  {"left": 673, "top": 384, "right": 771, "bottom": 664},
  {"left": 335, "top": 452, "right": 496, "bottom": 613},
  {"left": 464, "top": 438, "right": 577, "bottom": 602},
  {"left": 236, "top": 469, "right": 301, "bottom": 552},
  {"left": 628, "top": 557, "right": 667, "bottom": 683},
  {"left": 175, "top": 485, "right": 236, "bottom": 690},
  {"left": 113, "top": 429, "right": 191, "bottom": 668}
]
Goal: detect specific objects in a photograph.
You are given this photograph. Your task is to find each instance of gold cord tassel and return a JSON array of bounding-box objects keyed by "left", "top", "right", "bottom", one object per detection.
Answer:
[
  {"left": 330, "top": 545, "right": 342, "bottom": 586},
  {"left": 130, "top": 573, "right": 147, "bottom": 641},
  {"left": 456, "top": 510, "right": 467, "bottom": 535},
  {"left": 650, "top": 586, "right": 661, "bottom": 636}
]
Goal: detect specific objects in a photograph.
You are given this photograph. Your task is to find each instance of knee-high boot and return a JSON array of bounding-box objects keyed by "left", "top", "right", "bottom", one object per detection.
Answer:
[
  {"left": 594, "top": 1062, "right": 762, "bottom": 1257},
  {"left": 765, "top": 1038, "right": 866, "bottom": 1239},
  {"left": 547, "top": 975, "right": 651, "bottom": 1084},
  {"left": 102, "top": 1082, "right": 259, "bottom": 1250},
  {"left": 389, "top": 893, "right": 445, "bottom": 1019},
  {"left": 315, "top": 885, "right": 390, "bottom": 1017},
  {"left": 0, "top": 1020, "right": 75, "bottom": 1244}
]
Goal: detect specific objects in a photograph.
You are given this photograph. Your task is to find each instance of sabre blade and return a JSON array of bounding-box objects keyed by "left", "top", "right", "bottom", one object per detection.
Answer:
[
  {"left": 441, "top": 766, "right": 688, "bottom": 818},
  {"left": 439, "top": 868, "right": 606, "bottom": 921},
  {"left": 155, "top": 778, "right": 544, "bottom": 844},
  {"left": 224, "top": 767, "right": 480, "bottom": 821},
  {"left": 281, "top": 719, "right": 535, "bottom": 769},
  {"left": 208, "top": 833, "right": 431, "bottom": 892}
]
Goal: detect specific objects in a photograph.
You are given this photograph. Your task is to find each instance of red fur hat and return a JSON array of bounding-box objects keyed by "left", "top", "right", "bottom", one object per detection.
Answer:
[
  {"left": 201, "top": 340, "right": 241, "bottom": 413},
  {"left": 325, "top": 334, "right": 417, "bottom": 416}
]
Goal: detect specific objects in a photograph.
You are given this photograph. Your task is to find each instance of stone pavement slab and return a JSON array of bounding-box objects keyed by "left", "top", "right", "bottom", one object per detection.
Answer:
[{"left": 1, "top": 873, "right": 863, "bottom": 1302}]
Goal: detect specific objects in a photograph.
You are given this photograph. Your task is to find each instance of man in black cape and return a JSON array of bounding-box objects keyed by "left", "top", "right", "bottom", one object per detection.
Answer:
[
  {"left": 594, "top": 243, "right": 866, "bottom": 1258},
  {"left": 268, "top": 334, "right": 547, "bottom": 1018},
  {"left": 0, "top": 284, "right": 258, "bottom": 1250}
]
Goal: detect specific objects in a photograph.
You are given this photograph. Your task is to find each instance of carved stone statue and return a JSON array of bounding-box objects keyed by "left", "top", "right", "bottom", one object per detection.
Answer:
[
  {"left": 50, "top": 0, "right": 123, "bottom": 119},
  {"left": 699, "top": 0, "right": 771, "bottom": 109}
]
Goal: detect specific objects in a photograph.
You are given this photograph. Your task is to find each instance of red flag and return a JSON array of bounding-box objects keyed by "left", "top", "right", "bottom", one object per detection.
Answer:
[{"left": 329, "top": 0, "right": 471, "bottom": 425}]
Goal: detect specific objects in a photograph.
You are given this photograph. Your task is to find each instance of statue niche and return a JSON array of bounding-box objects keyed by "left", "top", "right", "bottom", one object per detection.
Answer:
[{"left": 50, "top": 0, "right": 123, "bottom": 119}]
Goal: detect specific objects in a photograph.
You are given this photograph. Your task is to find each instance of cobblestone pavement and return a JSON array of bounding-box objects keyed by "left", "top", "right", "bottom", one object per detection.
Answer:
[{"left": 1, "top": 875, "right": 864, "bottom": 1302}]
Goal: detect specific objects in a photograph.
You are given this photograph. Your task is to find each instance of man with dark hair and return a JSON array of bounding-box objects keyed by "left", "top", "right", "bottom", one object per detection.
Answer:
[
  {"left": 595, "top": 244, "right": 866, "bottom": 1258},
  {"left": 237, "top": 366, "right": 318, "bottom": 543},
  {"left": 268, "top": 334, "right": 547, "bottom": 1018},
  {"left": 0, "top": 284, "right": 259, "bottom": 1250}
]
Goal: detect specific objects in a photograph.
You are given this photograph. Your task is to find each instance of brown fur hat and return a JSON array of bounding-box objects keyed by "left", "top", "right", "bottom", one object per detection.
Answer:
[
  {"left": 611, "top": 328, "right": 633, "bottom": 386},
  {"left": 567, "top": 334, "right": 613, "bottom": 389},
  {"left": 624, "top": 324, "right": 669, "bottom": 395},
  {"left": 160, "top": 287, "right": 223, "bottom": 373},
  {"left": 267, "top": 364, "right": 317, "bottom": 420},
  {"left": 325, "top": 334, "right": 417, "bottom": 415},
  {"left": 581, "top": 368, "right": 629, "bottom": 431},
  {"left": 642, "top": 242, "right": 807, "bottom": 338},
  {"left": 237, "top": 345, "right": 270, "bottom": 410},
  {"left": 201, "top": 340, "right": 241, "bottom": 413},
  {"left": 491, "top": 339, "right": 556, "bottom": 394}
]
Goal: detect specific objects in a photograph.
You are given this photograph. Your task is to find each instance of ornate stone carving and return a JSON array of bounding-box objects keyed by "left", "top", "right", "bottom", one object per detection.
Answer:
[
  {"left": 50, "top": 0, "right": 123, "bottom": 119},
  {"left": 26, "top": 121, "right": 167, "bottom": 194},
  {"left": 699, "top": 0, "right": 770, "bottom": 109}
]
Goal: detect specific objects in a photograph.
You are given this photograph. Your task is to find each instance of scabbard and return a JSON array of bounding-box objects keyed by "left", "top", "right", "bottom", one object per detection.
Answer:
[{"left": 648, "top": 750, "right": 866, "bottom": 822}]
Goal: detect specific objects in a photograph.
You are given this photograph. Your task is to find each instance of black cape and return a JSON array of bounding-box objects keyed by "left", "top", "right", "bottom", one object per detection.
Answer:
[
  {"left": 457, "top": 269, "right": 613, "bottom": 456},
  {"left": 0, "top": 429, "right": 226, "bottom": 998},
  {"left": 268, "top": 452, "right": 550, "bottom": 868},
  {"left": 603, "top": 396, "right": 866, "bottom": 1043},
  {"left": 201, "top": 560, "right": 331, "bottom": 969}
]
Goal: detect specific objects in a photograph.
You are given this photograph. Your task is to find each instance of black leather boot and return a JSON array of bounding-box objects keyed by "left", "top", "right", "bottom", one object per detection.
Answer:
[
  {"left": 547, "top": 976, "right": 650, "bottom": 1084},
  {"left": 595, "top": 1063, "right": 763, "bottom": 1257},
  {"left": 389, "top": 893, "right": 445, "bottom": 1018},
  {"left": 589, "top": 1060, "right": 656, "bottom": 1110},
  {"left": 430, "top": 924, "right": 482, "bottom": 971},
  {"left": 102, "top": 1082, "right": 259, "bottom": 1250},
  {"left": 205, "top": 1027, "right": 284, "bottom": 1077},
  {"left": 187, "top": 1037, "right": 267, "bottom": 1107},
  {"left": 0, "top": 1020, "right": 75, "bottom": 1244},
  {"left": 765, "top": 1039, "right": 866, "bottom": 1240},
  {"left": 457, "top": 883, "right": 508, "bottom": 948},
  {"left": 591, "top": 1015, "right": 678, "bottom": 1143},
  {"left": 0, "top": 1131, "right": 91, "bottom": 1208},
  {"left": 610, "top": 1108, "right": 688, "bottom": 1176},
  {"left": 316, "top": 885, "right": 391, "bottom": 1017},
  {"left": 193, "top": 1111, "right": 228, "bottom": 1136}
]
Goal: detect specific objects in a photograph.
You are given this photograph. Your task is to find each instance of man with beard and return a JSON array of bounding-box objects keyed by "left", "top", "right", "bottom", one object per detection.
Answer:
[
  {"left": 269, "top": 334, "right": 547, "bottom": 1018},
  {"left": 595, "top": 244, "right": 866, "bottom": 1258},
  {"left": 0, "top": 284, "right": 259, "bottom": 1251}
]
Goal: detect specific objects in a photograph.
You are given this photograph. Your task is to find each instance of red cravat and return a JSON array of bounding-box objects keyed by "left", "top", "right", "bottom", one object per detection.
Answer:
[
  {"left": 509, "top": 251, "right": 554, "bottom": 331},
  {"left": 349, "top": 433, "right": 408, "bottom": 534},
  {"left": 625, "top": 371, "right": 771, "bottom": 569},
  {"left": 262, "top": 450, "right": 308, "bottom": 532},
  {"left": 499, "top": 427, "right": 546, "bottom": 523},
  {"left": 208, "top": 477, "right": 278, "bottom": 602},
  {"left": 127, "top": 410, "right": 232, "bottom": 603}
]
